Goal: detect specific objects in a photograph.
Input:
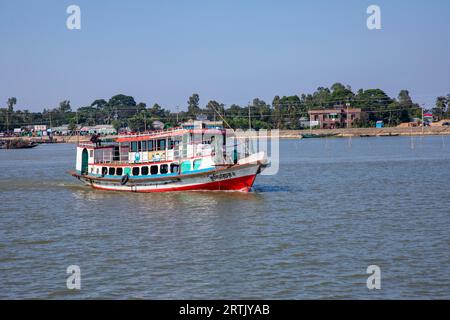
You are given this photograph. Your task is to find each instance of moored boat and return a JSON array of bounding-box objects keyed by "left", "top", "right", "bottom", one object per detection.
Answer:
[
  {"left": 359, "top": 134, "right": 376, "bottom": 138},
  {"left": 377, "top": 133, "right": 400, "bottom": 137},
  {"left": 0, "top": 139, "right": 39, "bottom": 149},
  {"left": 70, "top": 121, "right": 267, "bottom": 192},
  {"left": 300, "top": 133, "right": 337, "bottom": 139}
]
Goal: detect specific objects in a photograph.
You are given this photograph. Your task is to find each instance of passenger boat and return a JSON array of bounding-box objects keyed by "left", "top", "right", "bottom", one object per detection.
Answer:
[{"left": 70, "top": 121, "right": 267, "bottom": 192}]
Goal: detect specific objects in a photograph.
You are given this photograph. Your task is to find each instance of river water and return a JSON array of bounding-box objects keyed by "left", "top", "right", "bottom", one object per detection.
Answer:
[{"left": 0, "top": 136, "right": 449, "bottom": 299}]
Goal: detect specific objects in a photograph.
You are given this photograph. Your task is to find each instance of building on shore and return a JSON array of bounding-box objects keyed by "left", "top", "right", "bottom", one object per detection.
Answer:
[
  {"left": 308, "top": 106, "right": 362, "bottom": 129},
  {"left": 79, "top": 125, "right": 117, "bottom": 135},
  {"left": 181, "top": 119, "right": 223, "bottom": 130},
  {"left": 423, "top": 113, "right": 434, "bottom": 124},
  {"left": 33, "top": 125, "right": 47, "bottom": 131},
  {"left": 51, "top": 125, "right": 71, "bottom": 135}
]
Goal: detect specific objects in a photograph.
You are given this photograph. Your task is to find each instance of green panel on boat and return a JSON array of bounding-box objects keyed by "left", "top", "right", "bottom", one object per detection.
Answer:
[
  {"left": 193, "top": 159, "right": 202, "bottom": 170},
  {"left": 124, "top": 167, "right": 131, "bottom": 175},
  {"left": 180, "top": 161, "right": 192, "bottom": 173}
]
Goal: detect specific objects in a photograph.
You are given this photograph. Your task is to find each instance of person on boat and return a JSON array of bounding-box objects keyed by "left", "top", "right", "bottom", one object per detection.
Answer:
[{"left": 90, "top": 133, "right": 101, "bottom": 146}]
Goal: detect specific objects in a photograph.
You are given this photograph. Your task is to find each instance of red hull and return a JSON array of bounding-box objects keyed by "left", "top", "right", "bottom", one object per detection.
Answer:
[{"left": 91, "top": 174, "right": 257, "bottom": 193}]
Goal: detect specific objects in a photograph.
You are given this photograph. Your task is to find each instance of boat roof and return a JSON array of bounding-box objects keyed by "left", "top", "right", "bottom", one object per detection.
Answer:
[{"left": 115, "top": 127, "right": 226, "bottom": 142}]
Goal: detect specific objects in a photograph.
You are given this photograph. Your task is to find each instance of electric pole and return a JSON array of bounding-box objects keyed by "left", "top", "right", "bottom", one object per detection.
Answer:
[
  {"left": 248, "top": 101, "right": 251, "bottom": 130},
  {"left": 422, "top": 104, "right": 425, "bottom": 136},
  {"left": 5, "top": 108, "right": 9, "bottom": 132},
  {"left": 346, "top": 102, "right": 350, "bottom": 128}
]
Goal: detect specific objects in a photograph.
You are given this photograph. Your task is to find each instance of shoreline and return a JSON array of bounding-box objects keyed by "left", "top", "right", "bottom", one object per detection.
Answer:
[
  {"left": 278, "top": 126, "right": 450, "bottom": 139},
  {"left": 2, "top": 126, "right": 450, "bottom": 144}
]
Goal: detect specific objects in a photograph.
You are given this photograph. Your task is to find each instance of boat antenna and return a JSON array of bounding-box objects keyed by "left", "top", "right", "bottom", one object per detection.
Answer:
[{"left": 209, "top": 103, "right": 233, "bottom": 131}]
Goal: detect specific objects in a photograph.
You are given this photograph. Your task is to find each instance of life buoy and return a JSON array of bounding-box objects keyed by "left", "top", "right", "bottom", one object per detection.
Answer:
[{"left": 121, "top": 174, "right": 129, "bottom": 185}]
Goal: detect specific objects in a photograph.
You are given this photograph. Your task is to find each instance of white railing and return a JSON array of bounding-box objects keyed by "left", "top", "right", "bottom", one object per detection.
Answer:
[
  {"left": 91, "top": 143, "right": 252, "bottom": 167},
  {"left": 117, "top": 127, "right": 187, "bottom": 139}
]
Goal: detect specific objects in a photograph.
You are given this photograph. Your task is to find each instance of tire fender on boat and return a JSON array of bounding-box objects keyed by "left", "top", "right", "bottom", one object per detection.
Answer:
[{"left": 121, "top": 174, "right": 129, "bottom": 185}]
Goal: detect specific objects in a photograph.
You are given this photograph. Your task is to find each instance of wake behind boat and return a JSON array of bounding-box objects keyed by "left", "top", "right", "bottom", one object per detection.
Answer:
[{"left": 70, "top": 121, "right": 267, "bottom": 192}]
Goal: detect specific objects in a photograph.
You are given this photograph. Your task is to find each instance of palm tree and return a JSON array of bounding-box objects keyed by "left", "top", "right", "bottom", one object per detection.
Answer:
[
  {"left": 7, "top": 97, "right": 17, "bottom": 112},
  {"left": 6, "top": 97, "right": 17, "bottom": 131}
]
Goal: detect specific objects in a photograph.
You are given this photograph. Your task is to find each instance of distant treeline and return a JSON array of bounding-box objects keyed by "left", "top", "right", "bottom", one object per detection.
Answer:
[{"left": 1, "top": 83, "right": 449, "bottom": 132}]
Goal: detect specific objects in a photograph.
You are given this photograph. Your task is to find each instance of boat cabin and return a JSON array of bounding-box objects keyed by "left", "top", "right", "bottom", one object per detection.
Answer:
[{"left": 75, "top": 124, "right": 251, "bottom": 180}]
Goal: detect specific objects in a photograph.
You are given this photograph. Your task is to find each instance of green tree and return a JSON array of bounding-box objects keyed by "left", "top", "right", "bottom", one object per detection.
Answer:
[
  {"left": 272, "top": 96, "right": 282, "bottom": 129},
  {"left": 91, "top": 99, "right": 107, "bottom": 108},
  {"left": 59, "top": 100, "right": 71, "bottom": 113},
  {"left": 252, "top": 98, "right": 271, "bottom": 123},
  {"left": 149, "top": 103, "right": 165, "bottom": 118},
  {"left": 312, "top": 87, "right": 332, "bottom": 107},
  {"left": 7, "top": 97, "right": 17, "bottom": 112},
  {"left": 187, "top": 93, "right": 201, "bottom": 117},
  {"left": 397, "top": 90, "right": 421, "bottom": 121},
  {"left": 206, "top": 100, "right": 225, "bottom": 121},
  {"left": 398, "top": 90, "right": 413, "bottom": 106},
  {"left": 68, "top": 121, "right": 78, "bottom": 132},
  {"left": 353, "top": 89, "right": 393, "bottom": 126},
  {"left": 108, "top": 94, "right": 137, "bottom": 120},
  {"left": 432, "top": 96, "right": 448, "bottom": 120},
  {"left": 112, "top": 119, "right": 122, "bottom": 132},
  {"left": 330, "top": 83, "right": 354, "bottom": 103},
  {"left": 6, "top": 97, "right": 17, "bottom": 130}
]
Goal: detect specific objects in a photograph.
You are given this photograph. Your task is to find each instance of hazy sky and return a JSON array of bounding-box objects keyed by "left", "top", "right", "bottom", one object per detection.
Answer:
[{"left": 1, "top": 0, "right": 449, "bottom": 111}]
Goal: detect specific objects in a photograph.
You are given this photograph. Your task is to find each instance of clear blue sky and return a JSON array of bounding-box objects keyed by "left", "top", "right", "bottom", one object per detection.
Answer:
[{"left": 1, "top": 0, "right": 449, "bottom": 111}]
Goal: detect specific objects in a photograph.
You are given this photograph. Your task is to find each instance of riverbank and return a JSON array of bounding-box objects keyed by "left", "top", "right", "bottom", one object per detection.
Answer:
[
  {"left": 278, "top": 126, "right": 450, "bottom": 139},
  {"left": 2, "top": 126, "right": 450, "bottom": 144}
]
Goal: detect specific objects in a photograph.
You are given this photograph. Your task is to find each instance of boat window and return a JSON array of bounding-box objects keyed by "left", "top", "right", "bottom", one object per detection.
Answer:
[
  {"left": 132, "top": 167, "right": 140, "bottom": 176},
  {"left": 193, "top": 159, "right": 202, "bottom": 170},
  {"left": 148, "top": 140, "right": 153, "bottom": 151},
  {"left": 141, "top": 141, "right": 147, "bottom": 152},
  {"left": 141, "top": 166, "right": 149, "bottom": 175},
  {"left": 137, "top": 141, "right": 142, "bottom": 152},
  {"left": 116, "top": 167, "right": 123, "bottom": 176},
  {"left": 102, "top": 167, "right": 108, "bottom": 176},
  {"left": 113, "top": 146, "right": 120, "bottom": 161},
  {"left": 160, "top": 164, "right": 168, "bottom": 174},
  {"left": 131, "top": 141, "right": 138, "bottom": 152},
  {"left": 170, "top": 163, "right": 179, "bottom": 173},
  {"left": 108, "top": 167, "right": 115, "bottom": 175},
  {"left": 157, "top": 139, "right": 166, "bottom": 151},
  {"left": 150, "top": 165, "right": 158, "bottom": 175}
]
